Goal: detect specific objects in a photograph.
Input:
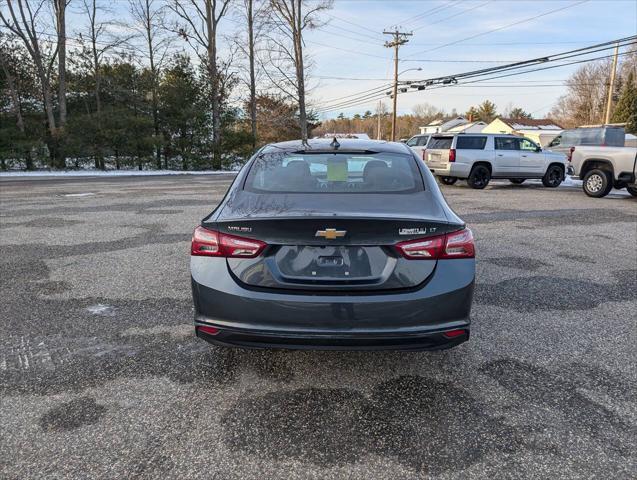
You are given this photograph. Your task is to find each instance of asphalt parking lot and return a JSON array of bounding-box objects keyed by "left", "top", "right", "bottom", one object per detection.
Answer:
[{"left": 1, "top": 174, "right": 635, "bottom": 479}]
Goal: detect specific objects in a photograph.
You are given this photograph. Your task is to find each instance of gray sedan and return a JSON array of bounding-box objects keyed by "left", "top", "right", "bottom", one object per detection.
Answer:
[{"left": 190, "top": 138, "right": 475, "bottom": 350}]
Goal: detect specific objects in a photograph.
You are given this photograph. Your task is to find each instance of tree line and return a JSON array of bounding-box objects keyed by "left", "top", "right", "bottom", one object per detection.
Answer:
[
  {"left": 0, "top": 0, "right": 331, "bottom": 170},
  {"left": 2, "top": 1, "right": 636, "bottom": 171}
]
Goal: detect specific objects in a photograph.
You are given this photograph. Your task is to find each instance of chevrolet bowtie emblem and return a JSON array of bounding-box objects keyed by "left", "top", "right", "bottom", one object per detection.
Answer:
[{"left": 315, "top": 228, "right": 346, "bottom": 240}]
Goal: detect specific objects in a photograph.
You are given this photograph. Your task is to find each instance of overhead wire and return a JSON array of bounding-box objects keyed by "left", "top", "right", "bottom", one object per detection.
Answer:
[{"left": 315, "top": 37, "right": 636, "bottom": 113}]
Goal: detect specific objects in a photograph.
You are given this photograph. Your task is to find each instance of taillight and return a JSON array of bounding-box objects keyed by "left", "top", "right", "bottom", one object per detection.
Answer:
[
  {"left": 395, "top": 228, "right": 475, "bottom": 260},
  {"left": 395, "top": 236, "right": 444, "bottom": 259},
  {"left": 421, "top": 149, "right": 427, "bottom": 161},
  {"left": 441, "top": 228, "right": 475, "bottom": 259},
  {"left": 191, "top": 226, "right": 266, "bottom": 258},
  {"left": 220, "top": 232, "right": 266, "bottom": 258},
  {"left": 568, "top": 146, "right": 575, "bottom": 162},
  {"left": 449, "top": 148, "right": 456, "bottom": 162},
  {"left": 192, "top": 226, "right": 220, "bottom": 256}
]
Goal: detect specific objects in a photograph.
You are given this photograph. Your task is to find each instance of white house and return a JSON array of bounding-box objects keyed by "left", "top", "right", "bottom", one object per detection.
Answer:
[
  {"left": 446, "top": 121, "right": 487, "bottom": 133},
  {"left": 482, "top": 117, "right": 563, "bottom": 147},
  {"left": 419, "top": 117, "right": 469, "bottom": 134}
]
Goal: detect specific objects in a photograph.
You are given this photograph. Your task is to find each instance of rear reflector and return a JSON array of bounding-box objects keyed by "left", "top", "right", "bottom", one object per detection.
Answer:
[
  {"left": 396, "top": 228, "right": 475, "bottom": 260},
  {"left": 191, "top": 226, "right": 266, "bottom": 258},
  {"left": 198, "top": 325, "right": 220, "bottom": 335},
  {"left": 443, "top": 329, "right": 466, "bottom": 338}
]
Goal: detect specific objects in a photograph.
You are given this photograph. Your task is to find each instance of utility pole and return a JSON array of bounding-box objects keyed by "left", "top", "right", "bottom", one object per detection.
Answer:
[
  {"left": 377, "top": 100, "right": 382, "bottom": 140},
  {"left": 384, "top": 28, "right": 412, "bottom": 141},
  {"left": 604, "top": 42, "right": 620, "bottom": 125}
]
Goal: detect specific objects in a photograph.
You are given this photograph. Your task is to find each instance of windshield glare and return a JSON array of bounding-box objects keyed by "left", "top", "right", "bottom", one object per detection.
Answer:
[{"left": 246, "top": 152, "right": 422, "bottom": 193}]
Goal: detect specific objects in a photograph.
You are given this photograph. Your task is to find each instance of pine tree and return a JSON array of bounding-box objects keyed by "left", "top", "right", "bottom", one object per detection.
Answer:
[
  {"left": 611, "top": 71, "right": 637, "bottom": 134},
  {"left": 508, "top": 107, "right": 532, "bottom": 119},
  {"left": 477, "top": 100, "right": 497, "bottom": 122},
  {"left": 466, "top": 106, "right": 479, "bottom": 122}
]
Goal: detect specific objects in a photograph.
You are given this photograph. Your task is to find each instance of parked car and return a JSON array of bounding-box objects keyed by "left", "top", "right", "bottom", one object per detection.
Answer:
[
  {"left": 190, "top": 138, "right": 475, "bottom": 350},
  {"left": 569, "top": 145, "right": 637, "bottom": 197},
  {"left": 406, "top": 134, "right": 431, "bottom": 156},
  {"left": 423, "top": 133, "right": 567, "bottom": 189},
  {"left": 547, "top": 125, "right": 626, "bottom": 156}
]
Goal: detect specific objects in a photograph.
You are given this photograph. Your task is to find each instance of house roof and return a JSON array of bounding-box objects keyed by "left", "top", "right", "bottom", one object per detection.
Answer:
[
  {"left": 498, "top": 117, "right": 563, "bottom": 130},
  {"left": 426, "top": 116, "right": 467, "bottom": 127},
  {"left": 447, "top": 121, "right": 487, "bottom": 132}
]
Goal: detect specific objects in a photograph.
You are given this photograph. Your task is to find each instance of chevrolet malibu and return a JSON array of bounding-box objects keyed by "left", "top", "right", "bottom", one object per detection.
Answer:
[{"left": 190, "top": 138, "right": 475, "bottom": 350}]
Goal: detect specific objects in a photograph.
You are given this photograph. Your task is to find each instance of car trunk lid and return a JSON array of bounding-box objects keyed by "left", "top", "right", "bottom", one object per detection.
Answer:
[{"left": 206, "top": 191, "right": 461, "bottom": 292}]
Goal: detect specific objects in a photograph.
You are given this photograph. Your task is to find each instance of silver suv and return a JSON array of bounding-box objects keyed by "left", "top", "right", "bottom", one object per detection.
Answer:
[{"left": 423, "top": 133, "right": 568, "bottom": 189}]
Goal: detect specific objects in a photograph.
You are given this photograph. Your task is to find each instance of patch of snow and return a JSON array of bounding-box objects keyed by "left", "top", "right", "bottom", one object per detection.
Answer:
[
  {"left": 87, "top": 304, "right": 116, "bottom": 316},
  {"left": 0, "top": 170, "right": 239, "bottom": 178},
  {"left": 62, "top": 192, "right": 95, "bottom": 197},
  {"left": 561, "top": 176, "right": 582, "bottom": 187}
]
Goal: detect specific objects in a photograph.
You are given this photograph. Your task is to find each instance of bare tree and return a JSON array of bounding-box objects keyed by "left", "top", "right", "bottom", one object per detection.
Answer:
[
  {"left": 0, "top": 0, "right": 64, "bottom": 166},
  {"left": 265, "top": 0, "right": 331, "bottom": 141},
  {"left": 129, "top": 0, "right": 172, "bottom": 168},
  {"left": 167, "top": 0, "right": 231, "bottom": 169},
  {"left": 0, "top": 35, "right": 34, "bottom": 169},
  {"left": 52, "top": 0, "right": 68, "bottom": 128},
  {"left": 77, "top": 0, "right": 130, "bottom": 168},
  {"left": 550, "top": 60, "right": 611, "bottom": 127},
  {"left": 234, "top": 0, "right": 266, "bottom": 148},
  {"left": 0, "top": 40, "right": 25, "bottom": 134}
]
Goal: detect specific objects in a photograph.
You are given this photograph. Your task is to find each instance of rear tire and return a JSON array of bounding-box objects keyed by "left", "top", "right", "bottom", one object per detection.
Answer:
[
  {"left": 582, "top": 169, "right": 613, "bottom": 198},
  {"left": 542, "top": 165, "right": 564, "bottom": 188},
  {"left": 626, "top": 186, "right": 637, "bottom": 197},
  {"left": 439, "top": 176, "right": 458, "bottom": 185},
  {"left": 509, "top": 178, "right": 525, "bottom": 184},
  {"left": 467, "top": 165, "right": 491, "bottom": 189}
]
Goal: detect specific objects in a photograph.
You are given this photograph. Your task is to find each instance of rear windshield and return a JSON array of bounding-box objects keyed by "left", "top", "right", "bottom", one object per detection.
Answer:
[
  {"left": 406, "top": 135, "right": 429, "bottom": 146},
  {"left": 561, "top": 127, "right": 625, "bottom": 146},
  {"left": 245, "top": 152, "right": 422, "bottom": 193},
  {"left": 428, "top": 137, "right": 453, "bottom": 149},
  {"left": 456, "top": 136, "right": 487, "bottom": 150}
]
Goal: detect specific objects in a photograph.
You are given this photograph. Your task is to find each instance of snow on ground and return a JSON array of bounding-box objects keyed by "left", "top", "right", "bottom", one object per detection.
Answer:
[{"left": 0, "top": 170, "right": 238, "bottom": 178}]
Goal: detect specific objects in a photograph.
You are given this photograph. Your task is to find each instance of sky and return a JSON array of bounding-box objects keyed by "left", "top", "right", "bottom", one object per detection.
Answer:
[
  {"left": 59, "top": 0, "right": 637, "bottom": 121},
  {"left": 301, "top": 0, "right": 637, "bottom": 120}
]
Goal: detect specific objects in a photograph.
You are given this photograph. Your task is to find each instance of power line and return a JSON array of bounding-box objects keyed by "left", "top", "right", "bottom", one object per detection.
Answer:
[
  {"left": 315, "top": 37, "right": 636, "bottom": 113},
  {"left": 405, "top": 0, "right": 590, "bottom": 57},
  {"left": 313, "top": 25, "right": 385, "bottom": 46},
  {"left": 315, "top": 37, "right": 634, "bottom": 111},
  {"left": 324, "top": 13, "right": 385, "bottom": 41},
  {"left": 307, "top": 40, "right": 389, "bottom": 59},
  {"left": 398, "top": 1, "right": 461, "bottom": 27},
  {"left": 411, "top": 1, "right": 493, "bottom": 33}
]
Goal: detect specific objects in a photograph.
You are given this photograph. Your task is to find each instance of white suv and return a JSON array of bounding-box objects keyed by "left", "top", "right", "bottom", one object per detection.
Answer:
[
  {"left": 423, "top": 133, "right": 568, "bottom": 189},
  {"left": 406, "top": 134, "right": 431, "bottom": 157}
]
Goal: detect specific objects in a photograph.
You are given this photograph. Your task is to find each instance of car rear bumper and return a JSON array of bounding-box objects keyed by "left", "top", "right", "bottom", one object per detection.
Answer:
[
  {"left": 195, "top": 325, "right": 469, "bottom": 351},
  {"left": 429, "top": 163, "right": 471, "bottom": 178},
  {"left": 191, "top": 257, "right": 474, "bottom": 350}
]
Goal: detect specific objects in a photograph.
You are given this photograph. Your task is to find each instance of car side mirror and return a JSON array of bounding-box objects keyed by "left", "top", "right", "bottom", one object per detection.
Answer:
[{"left": 535, "top": 146, "right": 542, "bottom": 152}]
